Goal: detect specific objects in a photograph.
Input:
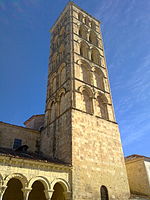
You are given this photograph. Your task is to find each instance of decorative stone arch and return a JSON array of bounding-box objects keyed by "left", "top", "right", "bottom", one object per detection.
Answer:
[
  {"left": 57, "top": 87, "right": 66, "bottom": 100},
  {"left": 28, "top": 176, "right": 50, "bottom": 190},
  {"left": 96, "top": 92, "right": 109, "bottom": 119},
  {"left": 47, "top": 97, "right": 56, "bottom": 109},
  {"left": 51, "top": 178, "right": 71, "bottom": 200},
  {"left": 89, "top": 30, "right": 98, "bottom": 46},
  {"left": 3, "top": 173, "right": 28, "bottom": 188},
  {"left": 58, "top": 62, "right": 66, "bottom": 72},
  {"left": 78, "top": 85, "right": 94, "bottom": 98},
  {"left": 78, "top": 24, "right": 88, "bottom": 40},
  {"left": 28, "top": 176, "right": 52, "bottom": 200},
  {"left": 77, "top": 59, "right": 92, "bottom": 84},
  {"left": 92, "top": 66, "right": 104, "bottom": 75},
  {"left": 47, "top": 100, "right": 56, "bottom": 122},
  {"left": 2, "top": 174, "right": 27, "bottom": 200},
  {"left": 92, "top": 67, "right": 105, "bottom": 90},
  {"left": 96, "top": 91, "right": 108, "bottom": 104},
  {"left": 91, "top": 47, "right": 101, "bottom": 65},
  {"left": 79, "top": 40, "right": 90, "bottom": 59},
  {"left": 51, "top": 178, "right": 70, "bottom": 192},
  {"left": 77, "top": 59, "right": 90, "bottom": 68},
  {"left": 78, "top": 85, "right": 94, "bottom": 114}
]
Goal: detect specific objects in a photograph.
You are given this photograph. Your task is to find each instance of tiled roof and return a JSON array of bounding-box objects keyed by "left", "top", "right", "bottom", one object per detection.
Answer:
[
  {"left": 125, "top": 154, "right": 150, "bottom": 161},
  {"left": 0, "top": 147, "right": 70, "bottom": 166}
]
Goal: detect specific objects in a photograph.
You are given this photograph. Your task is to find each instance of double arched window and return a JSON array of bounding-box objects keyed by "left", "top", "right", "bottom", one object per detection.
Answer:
[{"left": 47, "top": 88, "right": 67, "bottom": 123}]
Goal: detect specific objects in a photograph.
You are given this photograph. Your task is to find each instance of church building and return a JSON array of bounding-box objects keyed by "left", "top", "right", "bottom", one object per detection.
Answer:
[{"left": 0, "top": 2, "right": 149, "bottom": 200}]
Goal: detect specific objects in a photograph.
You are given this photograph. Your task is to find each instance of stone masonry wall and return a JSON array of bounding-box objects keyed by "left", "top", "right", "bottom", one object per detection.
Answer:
[
  {"left": 0, "top": 122, "right": 40, "bottom": 153},
  {"left": 126, "top": 159, "right": 150, "bottom": 196},
  {"left": 71, "top": 109, "right": 130, "bottom": 200}
]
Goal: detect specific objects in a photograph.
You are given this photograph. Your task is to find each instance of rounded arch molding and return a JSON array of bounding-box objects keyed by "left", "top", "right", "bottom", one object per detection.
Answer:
[
  {"left": 96, "top": 91, "right": 108, "bottom": 104},
  {"left": 51, "top": 178, "right": 71, "bottom": 192},
  {"left": 57, "top": 87, "right": 66, "bottom": 100},
  {"left": 77, "top": 59, "right": 91, "bottom": 68},
  {"left": 78, "top": 85, "right": 94, "bottom": 98},
  {"left": 3, "top": 173, "right": 28, "bottom": 188},
  {"left": 28, "top": 176, "right": 50, "bottom": 190}
]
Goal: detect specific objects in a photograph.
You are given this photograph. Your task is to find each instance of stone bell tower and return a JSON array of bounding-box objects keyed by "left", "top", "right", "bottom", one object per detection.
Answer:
[{"left": 40, "top": 2, "right": 130, "bottom": 199}]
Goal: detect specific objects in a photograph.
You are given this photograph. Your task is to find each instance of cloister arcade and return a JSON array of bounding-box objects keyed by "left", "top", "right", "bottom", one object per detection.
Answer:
[{"left": 0, "top": 174, "right": 71, "bottom": 200}]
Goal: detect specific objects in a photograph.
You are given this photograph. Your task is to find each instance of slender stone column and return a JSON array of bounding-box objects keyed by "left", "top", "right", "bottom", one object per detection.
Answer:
[
  {"left": 44, "top": 189, "right": 54, "bottom": 200},
  {"left": 22, "top": 187, "right": 32, "bottom": 200},
  {"left": 0, "top": 186, "right": 7, "bottom": 200}
]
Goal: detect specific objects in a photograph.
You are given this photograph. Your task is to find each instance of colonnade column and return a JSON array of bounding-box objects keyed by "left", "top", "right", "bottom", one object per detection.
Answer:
[
  {"left": 0, "top": 186, "right": 7, "bottom": 200},
  {"left": 22, "top": 187, "right": 32, "bottom": 200}
]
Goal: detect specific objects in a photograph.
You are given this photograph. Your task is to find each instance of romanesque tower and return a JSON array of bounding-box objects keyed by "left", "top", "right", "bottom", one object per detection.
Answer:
[{"left": 40, "top": 2, "right": 130, "bottom": 199}]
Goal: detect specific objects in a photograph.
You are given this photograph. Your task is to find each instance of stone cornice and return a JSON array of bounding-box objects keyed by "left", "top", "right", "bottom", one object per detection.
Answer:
[{"left": 0, "top": 154, "right": 71, "bottom": 171}]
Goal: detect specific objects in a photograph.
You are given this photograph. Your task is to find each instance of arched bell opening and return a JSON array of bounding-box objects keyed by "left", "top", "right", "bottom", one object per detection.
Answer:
[
  {"left": 2, "top": 178, "right": 23, "bottom": 200},
  {"left": 28, "top": 181, "right": 47, "bottom": 200},
  {"left": 51, "top": 182, "right": 65, "bottom": 200}
]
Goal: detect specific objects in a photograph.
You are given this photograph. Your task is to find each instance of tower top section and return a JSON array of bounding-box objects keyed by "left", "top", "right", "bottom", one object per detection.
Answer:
[{"left": 50, "top": 1, "right": 101, "bottom": 33}]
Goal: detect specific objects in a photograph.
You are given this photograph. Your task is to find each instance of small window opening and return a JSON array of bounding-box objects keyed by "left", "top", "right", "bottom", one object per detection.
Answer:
[{"left": 13, "top": 138, "right": 22, "bottom": 149}]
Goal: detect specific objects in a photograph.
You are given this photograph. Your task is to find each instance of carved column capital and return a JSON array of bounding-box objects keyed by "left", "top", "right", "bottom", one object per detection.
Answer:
[
  {"left": 22, "top": 187, "right": 32, "bottom": 200},
  {"left": 44, "top": 189, "right": 54, "bottom": 200}
]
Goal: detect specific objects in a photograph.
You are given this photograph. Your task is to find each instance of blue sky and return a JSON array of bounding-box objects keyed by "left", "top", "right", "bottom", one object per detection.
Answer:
[{"left": 0, "top": 0, "right": 150, "bottom": 157}]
